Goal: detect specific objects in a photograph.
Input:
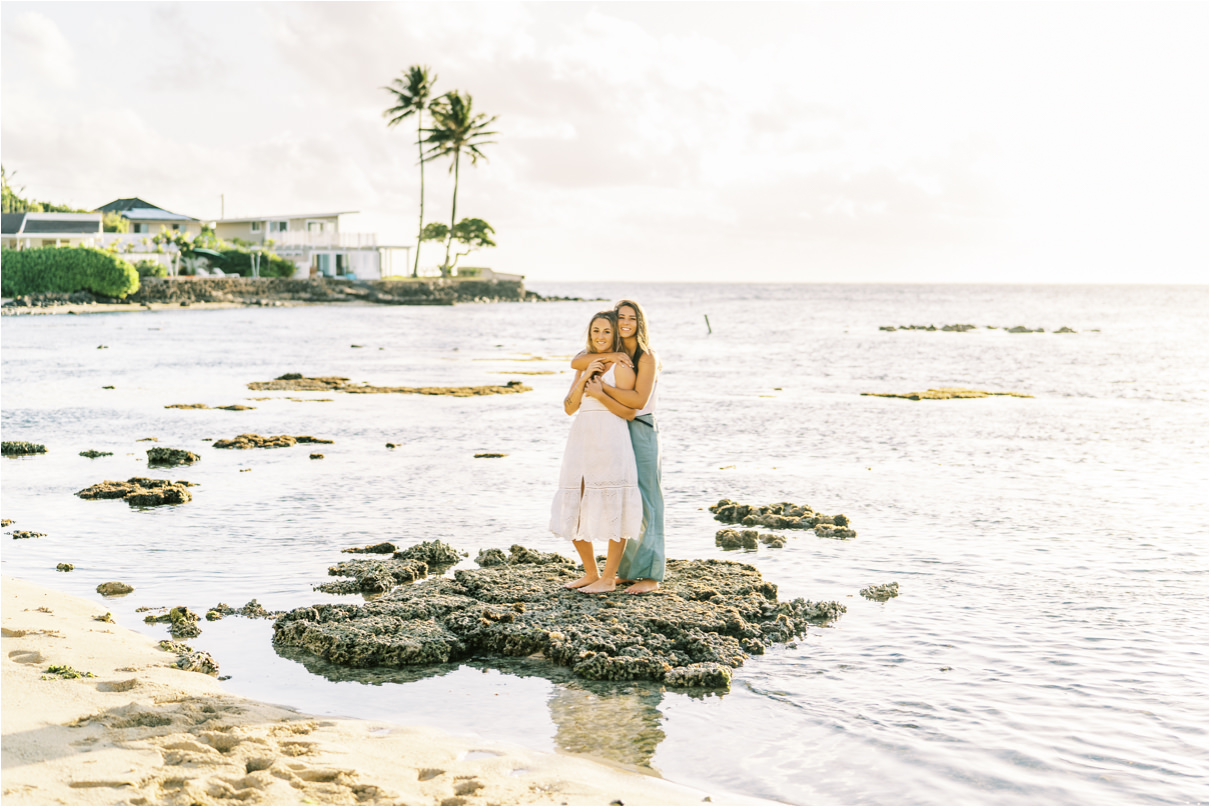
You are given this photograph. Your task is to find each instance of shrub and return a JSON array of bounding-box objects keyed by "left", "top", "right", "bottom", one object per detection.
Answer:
[
  {"left": 134, "top": 259, "right": 167, "bottom": 278},
  {"left": 1, "top": 246, "right": 140, "bottom": 298},
  {"left": 215, "top": 249, "right": 297, "bottom": 278}
]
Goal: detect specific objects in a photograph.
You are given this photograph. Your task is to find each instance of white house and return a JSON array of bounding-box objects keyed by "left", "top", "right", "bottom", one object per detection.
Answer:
[
  {"left": 213, "top": 211, "right": 411, "bottom": 280},
  {"left": 1, "top": 212, "right": 104, "bottom": 250}
]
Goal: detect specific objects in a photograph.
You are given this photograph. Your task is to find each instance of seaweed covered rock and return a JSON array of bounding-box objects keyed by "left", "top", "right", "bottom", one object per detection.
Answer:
[
  {"left": 79, "top": 449, "right": 113, "bottom": 458},
  {"left": 146, "top": 447, "right": 199, "bottom": 466},
  {"left": 2, "top": 441, "right": 46, "bottom": 456},
  {"left": 475, "top": 548, "right": 508, "bottom": 567},
  {"left": 342, "top": 542, "right": 398, "bottom": 555},
  {"left": 393, "top": 540, "right": 466, "bottom": 568},
  {"left": 12, "top": 530, "right": 46, "bottom": 540},
  {"left": 709, "top": 499, "right": 855, "bottom": 537},
  {"left": 861, "top": 388, "right": 1033, "bottom": 400},
  {"left": 248, "top": 374, "right": 532, "bottom": 397},
  {"left": 76, "top": 477, "right": 195, "bottom": 507},
  {"left": 97, "top": 581, "right": 134, "bottom": 596},
  {"left": 274, "top": 551, "right": 845, "bottom": 689},
  {"left": 315, "top": 558, "right": 429, "bottom": 594},
  {"left": 715, "top": 529, "right": 758, "bottom": 550},
  {"left": 860, "top": 582, "right": 900, "bottom": 602},
  {"left": 144, "top": 606, "right": 202, "bottom": 638},
  {"left": 57, "top": 563, "right": 74, "bottom": 572},
  {"left": 213, "top": 433, "right": 334, "bottom": 449},
  {"left": 205, "top": 599, "right": 284, "bottom": 621}
]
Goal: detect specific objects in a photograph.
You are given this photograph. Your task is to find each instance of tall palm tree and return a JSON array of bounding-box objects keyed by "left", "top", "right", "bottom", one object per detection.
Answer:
[
  {"left": 382, "top": 65, "right": 437, "bottom": 278},
  {"left": 423, "top": 91, "right": 498, "bottom": 275}
]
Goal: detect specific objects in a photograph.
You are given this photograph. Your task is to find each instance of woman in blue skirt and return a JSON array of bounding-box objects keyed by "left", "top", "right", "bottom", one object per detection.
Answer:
[{"left": 570, "top": 299, "right": 664, "bottom": 593}]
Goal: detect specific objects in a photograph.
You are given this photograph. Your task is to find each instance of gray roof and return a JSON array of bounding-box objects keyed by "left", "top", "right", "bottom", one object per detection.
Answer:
[
  {"left": 95, "top": 197, "right": 198, "bottom": 222},
  {"left": 215, "top": 211, "right": 358, "bottom": 223},
  {"left": 1, "top": 212, "right": 103, "bottom": 236}
]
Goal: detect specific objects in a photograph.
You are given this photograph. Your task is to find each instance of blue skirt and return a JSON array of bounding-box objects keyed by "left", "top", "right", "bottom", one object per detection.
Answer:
[{"left": 617, "top": 414, "right": 666, "bottom": 582}]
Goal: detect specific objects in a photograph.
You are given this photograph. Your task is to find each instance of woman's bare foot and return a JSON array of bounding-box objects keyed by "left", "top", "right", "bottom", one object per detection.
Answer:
[
  {"left": 564, "top": 574, "right": 599, "bottom": 589},
  {"left": 578, "top": 578, "right": 617, "bottom": 594},
  {"left": 625, "top": 579, "right": 659, "bottom": 594}
]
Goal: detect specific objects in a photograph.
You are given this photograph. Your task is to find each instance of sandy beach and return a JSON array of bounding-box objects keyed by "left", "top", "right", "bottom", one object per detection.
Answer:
[{"left": 1, "top": 576, "right": 721, "bottom": 806}]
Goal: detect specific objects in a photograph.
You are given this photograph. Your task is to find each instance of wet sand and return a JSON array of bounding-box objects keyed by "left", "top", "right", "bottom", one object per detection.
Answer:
[{"left": 1, "top": 576, "right": 724, "bottom": 806}]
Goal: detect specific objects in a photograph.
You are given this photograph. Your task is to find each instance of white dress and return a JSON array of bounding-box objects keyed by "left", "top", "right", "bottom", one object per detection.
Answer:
[{"left": 549, "top": 364, "right": 644, "bottom": 543}]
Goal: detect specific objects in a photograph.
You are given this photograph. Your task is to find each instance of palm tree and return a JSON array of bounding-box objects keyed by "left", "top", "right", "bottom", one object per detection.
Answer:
[
  {"left": 382, "top": 65, "right": 438, "bottom": 278},
  {"left": 423, "top": 91, "right": 498, "bottom": 275}
]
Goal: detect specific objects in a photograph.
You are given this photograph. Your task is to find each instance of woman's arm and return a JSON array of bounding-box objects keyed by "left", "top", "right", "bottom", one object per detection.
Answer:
[
  {"left": 585, "top": 377, "right": 636, "bottom": 420},
  {"left": 601, "top": 352, "right": 656, "bottom": 410},
  {"left": 571, "top": 350, "right": 632, "bottom": 371}
]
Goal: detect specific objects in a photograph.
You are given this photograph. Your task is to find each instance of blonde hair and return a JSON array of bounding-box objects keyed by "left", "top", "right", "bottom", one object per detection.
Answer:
[
  {"left": 613, "top": 299, "right": 652, "bottom": 361},
  {"left": 585, "top": 311, "right": 621, "bottom": 354}
]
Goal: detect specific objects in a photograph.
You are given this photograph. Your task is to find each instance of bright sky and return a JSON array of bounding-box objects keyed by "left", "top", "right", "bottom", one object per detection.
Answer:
[{"left": 2, "top": 2, "right": 1206, "bottom": 283}]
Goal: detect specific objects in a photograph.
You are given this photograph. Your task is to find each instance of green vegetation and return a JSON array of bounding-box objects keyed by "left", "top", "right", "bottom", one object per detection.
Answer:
[
  {"left": 383, "top": 65, "right": 439, "bottom": 278},
  {"left": 101, "top": 211, "right": 129, "bottom": 233},
  {"left": 420, "top": 218, "right": 496, "bottom": 268},
  {"left": 424, "top": 91, "right": 498, "bottom": 275},
  {"left": 1, "top": 246, "right": 139, "bottom": 298},
  {"left": 134, "top": 258, "right": 168, "bottom": 278},
  {"left": 42, "top": 665, "right": 96, "bottom": 680}
]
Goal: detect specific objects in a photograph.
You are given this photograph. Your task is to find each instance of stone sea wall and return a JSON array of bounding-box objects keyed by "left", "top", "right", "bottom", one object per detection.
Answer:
[{"left": 123, "top": 277, "right": 529, "bottom": 306}]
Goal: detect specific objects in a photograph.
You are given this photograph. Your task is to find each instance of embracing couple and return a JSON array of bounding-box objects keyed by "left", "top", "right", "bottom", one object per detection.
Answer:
[{"left": 548, "top": 299, "right": 664, "bottom": 595}]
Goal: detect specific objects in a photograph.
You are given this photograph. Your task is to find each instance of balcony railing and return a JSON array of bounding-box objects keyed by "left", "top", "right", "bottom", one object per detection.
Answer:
[{"left": 264, "top": 231, "right": 377, "bottom": 249}]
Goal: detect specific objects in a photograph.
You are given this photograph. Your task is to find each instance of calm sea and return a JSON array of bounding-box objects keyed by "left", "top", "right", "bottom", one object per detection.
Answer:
[{"left": 1, "top": 283, "right": 1206, "bottom": 805}]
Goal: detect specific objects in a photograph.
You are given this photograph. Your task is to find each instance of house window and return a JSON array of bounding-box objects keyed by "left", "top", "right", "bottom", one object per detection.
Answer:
[
  {"left": 132, "top": 223, "right": 148, "bottom": 234},
  {"left": 336, "top": 254, "right": 349, "bottom": 276},
  {"left": 307, "top": 221, "right": 328, "bottom": 233},
  {"left": 315, "top": 254, "right": 331, "bottom": 276},
  {"left": 251, "top": 221, "right": 262, "bottom": 232},
  {"left": 271, "top": 221, "right": 287, "bottom": 232},
  {"left": 172, "top": 224, "right": 180, "bottom": 232}
]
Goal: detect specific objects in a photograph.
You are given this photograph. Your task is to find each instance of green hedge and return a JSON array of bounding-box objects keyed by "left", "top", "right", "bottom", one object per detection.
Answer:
[
  {"left": 1, "top": 246, "right": 139, "bottom": 298},
  {"left": 134, "top": 259, "right": 168, "bottom": 278},
  {"left": 212, "top": 250, "right": 297, "bottom": 278}
]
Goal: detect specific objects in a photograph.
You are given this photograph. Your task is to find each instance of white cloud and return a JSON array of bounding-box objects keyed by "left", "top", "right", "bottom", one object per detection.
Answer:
[{"left": 5, "top": 11, "right": 77, "bottom": 89}]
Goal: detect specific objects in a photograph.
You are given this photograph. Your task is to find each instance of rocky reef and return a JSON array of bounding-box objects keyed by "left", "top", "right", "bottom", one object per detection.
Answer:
[
  {"left": 212, "top": 433, "right": 333, "bottom": 449},
  {"left": 79, "top": 449, "right": 113, "bottom": 458},
  {"left": 165, "top": 403, "right": 255, "bottom": 411},
  {"left": 879, "top": 323, "right": 1082, "bottom": 333},
  {"left": 76, "top": 477, "right": 195, "bottom": 506},
  {"left": 861, "top": 388, "right": 1033, "bottom": 400},
  {"left": 274, "top": 545, "right": 844, "bottom": 690},
  {"left": 248, "top": 373, "right": 531, "bottom": 397},
  {"left": 2, "top": 441, "right": 46, "bottom": 456},
  {"left": 860, "top": 582, "right": 900, "bottom": 601},
  {"left": 342, "top": 542, "right": 398, "bottom": 555},
  {"left": 147, "top": 447, "right": 200, "bottom": 466},
  {"left": 315, "top": 558, "right": 431, "bottom": 594},
  {"left": 144, "top": 606, "right": 203, "bottom": 639},
  {"left": 97, "top": 582, "right": 134, "bottom": 596},
  {"left": 12, "top": 530, "right": 46, "bottom": 540},
  {"left": 708, "top": 499, "right": 856, "bottom": 539},
  {"left": 393, "top": 540, "right": 466, "bottom": 568},
  {"left": 205, "top": 599, "right": 283, "bottom": 621}
]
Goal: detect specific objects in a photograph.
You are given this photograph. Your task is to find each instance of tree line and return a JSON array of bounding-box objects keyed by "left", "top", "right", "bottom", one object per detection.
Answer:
[{"left": 382, "top": 66, "right": 498, "bottom": 278}]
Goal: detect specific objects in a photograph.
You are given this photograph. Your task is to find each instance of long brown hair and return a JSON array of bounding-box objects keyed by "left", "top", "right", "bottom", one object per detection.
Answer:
[
  {"left": 584, "top": 310, "right": 621, "bottom": 354},
  {"left": 614, "top": 299, "right": 652, "bottom": 362}
]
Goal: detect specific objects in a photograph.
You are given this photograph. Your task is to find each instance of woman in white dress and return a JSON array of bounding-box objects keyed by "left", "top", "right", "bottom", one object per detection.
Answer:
[{"left": 549, "top": 311, "right": 644, "bottom": 593}]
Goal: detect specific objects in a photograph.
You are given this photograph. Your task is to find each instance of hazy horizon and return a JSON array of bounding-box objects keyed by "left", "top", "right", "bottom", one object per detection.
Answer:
[{"left": 2, "top": 2, "right": 1206, "bottom": 285}]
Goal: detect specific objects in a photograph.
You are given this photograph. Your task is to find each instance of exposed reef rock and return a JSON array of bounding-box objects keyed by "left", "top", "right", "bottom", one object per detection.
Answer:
[
  {"left": 144, "top": 606, "right": 202, "bottom": 638},
  {"left": 1, "top": 519, "right": 12, "bottom": 527},
  {"left": 474, "top": 452, "right": 508, "bottom": 458},
  {"left": 205, "top": 599, "right": 283, "bottom": 621},
  {"left": 273, "top": 547, "right": 844, "bottom": 689},
  {"left": 709, "top": 500, "right": 855, "bottom": 538},
  {"left": 146, "top": 447, "right": 200, "bottom": 466},
  {"left": 861, "top": 388, "right": 1033, "bottom": 400},
  {"left": 12, "top": 530, "right": 46, "bottom": 540},
  {"left": 879, "top": 324, "right": 1080, "bottom": 333},
  {"left": 158, "top": 641, "right": 220, "bottom": 676},
  {"left": 212, "top": 433, "right": 334, "bottom": 449},
  {"left": 79, "top": 450, "right": 113, "bottom": 458},
  {"left": 315, "top": 558, "right": 430, "bottom": 594},
  {"left": 248, "top": 373, "right": 532, "bottom": 397},
  {"left": 393, "top": 540, "right": 466, "bottom": 568},
  {"left": 475, "top": 548, "right": 509, "bottom": 567},
  {"left": 76, "top": 477, "right": 195, "bottom": 507},
  {"left": 97, "top": 582, "right": 134, "bottom": 596},
  {"left": 342, "top": 542, "right": 398, "bottom": 555},
  {"left": 57, "top": 563, "right": 74, "bottom": 571},
  {"left": 165, "top": 403, "right": 255, "bottom": 410},
  {"left": 860, "top": 582, "right": 900, "bottom": 601},
  {"left": 2, "top": 441, "right": 46, "bottom": 456}
]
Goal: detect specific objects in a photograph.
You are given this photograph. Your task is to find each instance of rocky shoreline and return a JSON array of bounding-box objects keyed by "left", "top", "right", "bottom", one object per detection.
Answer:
[{"left": 2, "top": 277, "right": 602, "bottom": 315}]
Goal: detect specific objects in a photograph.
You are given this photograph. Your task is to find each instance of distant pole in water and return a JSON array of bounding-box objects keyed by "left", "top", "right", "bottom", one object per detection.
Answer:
[{"left": 704, "top": 314, "right": 712, "bottom": 335}]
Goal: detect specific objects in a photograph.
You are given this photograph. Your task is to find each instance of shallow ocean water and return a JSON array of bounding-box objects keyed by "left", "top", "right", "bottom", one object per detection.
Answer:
[{"left": 1, "top": 283, "right": 1206, "bottom": 805}]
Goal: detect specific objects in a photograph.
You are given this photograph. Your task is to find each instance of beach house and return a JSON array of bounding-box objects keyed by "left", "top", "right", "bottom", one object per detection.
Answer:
[
  {"left": 95, "top": 198, "right": 203, "bottom": 238},
  {"left": 1, "top": 212, "right": 103, "bottom": 249},
  {"left": 212, "top": 210, "right": 410, "bottom": 280}
]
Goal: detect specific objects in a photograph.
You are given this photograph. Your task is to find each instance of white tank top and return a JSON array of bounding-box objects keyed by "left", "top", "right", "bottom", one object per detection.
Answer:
[{"left": 636, "top": 368, "right": 658, "bottom": 417}]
